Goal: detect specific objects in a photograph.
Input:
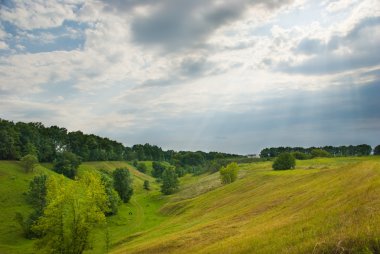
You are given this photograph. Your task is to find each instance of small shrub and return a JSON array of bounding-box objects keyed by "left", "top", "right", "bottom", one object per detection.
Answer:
[
  {"left": 311, "top": 149, "right": 331, "bottom": 158},
  {"left": 272, "top": 153, "right": 296, "bottom": 170},
  {"left": 143, "top": 180, "right": 150, "bottom": 190},
  {"left": 137, "top": 163, "right": 147, "bottom": 173},
  {"left": 219, "top": 162, "right": 239, "bottom": 184},
  {"left": 20, "top": 154, "right": 38, "bottom": 173}
]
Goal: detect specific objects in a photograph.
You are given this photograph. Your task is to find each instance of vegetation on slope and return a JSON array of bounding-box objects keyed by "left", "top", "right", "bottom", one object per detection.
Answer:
[{"left": 1, "top": 157, "right": 379, "bottom": 254}]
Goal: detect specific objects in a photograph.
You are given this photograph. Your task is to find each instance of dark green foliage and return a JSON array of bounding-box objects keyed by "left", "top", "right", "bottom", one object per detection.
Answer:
[
  {"left": 291, "top": 151, "right": 311, "bottom": 160},
  {"left": 161, "top": 167, "right": 179, "bottom": 195},
  {"left": 374, "top": 145, "right": 380, "bottom": 155},
  {"left": 175, "top": 167, "right": 186, "bottom": 177},
  {"left": 152, "top": 161, "right": 167, "bottom": 178},
  {"left": 137, "top": 163, "right": 147, "bottom": 173},
  {"left": 261, "top": 144, "right": 373, "bottom": 158},
  {"left": 53, "top": 151, "right": 81, "bottom": 179},
  {"left": 272, "top": 153, "right": 296, "bottom": 170},
  {"left": 113, "top": 168, "right": 133, "bottom": 203},
  {"left": 311, "top": 149, "right": 331, "bottom": 158},
  {"left": 0, "top": 118, "right": 126, "bottom": 162},
  {"left": 15, "top": 175, "right": 48, "bottom": 239},
  {"left": 99, "top": 171, "right": 121, "bottom": 216},
  {"left": 143, "top": 180, "right": 150, "bottom": 190},
  {"left": 219, "top": 162, "right": 239, "bottom": 184},
  {"left": 27, "top": 175, "right": 48, "bottom": 211},
  {"left": 132, "top": 160, "right": 138, "bottom": 167},
  {"left": 20, "top": 154, "right": 38, "bottom": 173}
]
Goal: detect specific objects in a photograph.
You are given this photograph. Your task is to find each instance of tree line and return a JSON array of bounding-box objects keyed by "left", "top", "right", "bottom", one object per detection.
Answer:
[
  {"left": 0, "top": 118, "right": 241, "bottom": 165},
  {"left": 260, "top": 144, "right": 375, "bottom": 158}
]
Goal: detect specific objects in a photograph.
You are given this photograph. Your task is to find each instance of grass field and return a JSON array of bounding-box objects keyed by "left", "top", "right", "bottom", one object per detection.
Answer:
[{"left": 0, "top": 157, "right": 379, "bottom": 253}]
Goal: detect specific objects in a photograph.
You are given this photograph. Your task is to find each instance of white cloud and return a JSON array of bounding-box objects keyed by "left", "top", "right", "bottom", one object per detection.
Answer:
[
  {"left": 0, "top": 0, "right": 81, "bottom": 30},
  {"left": 326, "top": 0, "right": 357, "bottom": 13},
  {"left": 0, "top": 41, "right": 8, "bottom": 49}
]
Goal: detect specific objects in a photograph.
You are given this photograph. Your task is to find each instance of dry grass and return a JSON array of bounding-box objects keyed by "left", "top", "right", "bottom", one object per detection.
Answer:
[{"left": 112, "top": 157, "right": 380, "bottom": 254}]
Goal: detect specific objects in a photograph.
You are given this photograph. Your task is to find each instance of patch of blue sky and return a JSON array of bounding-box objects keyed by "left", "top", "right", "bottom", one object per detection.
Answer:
[
  {"left": 274, "top": 1, "right": 352, "bottom": 29},
  {"left": 1, "top": 20, "right": 88, "bottom": 54}
]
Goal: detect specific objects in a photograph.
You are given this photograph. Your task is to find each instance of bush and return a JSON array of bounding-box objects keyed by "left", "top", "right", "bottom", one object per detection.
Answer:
[
  {"left": 20, "top": 154, "right": 38, "bottom": 173},
  {"left": 143, "top": 180, "right": 150, "bottom": 190},
  {"left": 311, "top": 149, "right": 331, "bottom": 158},
  {"left": 219, "top": 162, "right": 239, "bottom": 184},
  {"left": 137, "top": 163, "right": 147, "bottom": 173},
  {"left": 272, "top": 153, "right": 296, "bottom": 170},
  {"left": 161, "top": 167, "right": 179, "bottom": 195}
]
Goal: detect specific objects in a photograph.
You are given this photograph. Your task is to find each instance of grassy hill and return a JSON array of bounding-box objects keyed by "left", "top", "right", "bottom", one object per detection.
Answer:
[
  {"left": 0, "top": 157, "right": 379, "bottom": 253},
  {"left": 110, "top": 157, "right": 380, "bottom": 254}
]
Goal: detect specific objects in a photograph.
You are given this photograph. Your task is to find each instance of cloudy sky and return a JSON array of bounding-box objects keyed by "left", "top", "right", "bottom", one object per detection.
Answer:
[{"left": 0, "top": 0, "right": 379, "bottom": 154}]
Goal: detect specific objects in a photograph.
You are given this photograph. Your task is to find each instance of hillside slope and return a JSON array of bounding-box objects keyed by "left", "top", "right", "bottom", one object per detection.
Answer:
[
  {"left": 0, "top": 161, "right": 165, "bottom": 254},
  {"left": 111, "top": 157, "right": 380, "bottom": 254}
]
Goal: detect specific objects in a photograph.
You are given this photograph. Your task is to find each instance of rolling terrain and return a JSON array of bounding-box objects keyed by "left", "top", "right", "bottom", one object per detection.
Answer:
[{"left": 0, "top": 157, "right": 379, "bottom": 253}]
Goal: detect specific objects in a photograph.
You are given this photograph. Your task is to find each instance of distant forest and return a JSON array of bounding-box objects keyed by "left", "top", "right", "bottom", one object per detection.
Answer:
[
  {"left": 260, "top": 145, "right": 373, "bottom": 158},
  {"left": 0, "top": 118, "right": 241, "bottom": 164}
]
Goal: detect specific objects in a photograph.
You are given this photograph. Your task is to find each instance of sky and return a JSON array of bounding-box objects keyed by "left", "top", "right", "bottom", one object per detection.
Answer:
[{"left": 0, "top": 0, "right": 379, "bottom": 154}]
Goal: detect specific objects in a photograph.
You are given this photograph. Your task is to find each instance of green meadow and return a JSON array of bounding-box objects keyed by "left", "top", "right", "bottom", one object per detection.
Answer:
[{"left": 0, "top": 157, "right": 379, "bottom": 253}]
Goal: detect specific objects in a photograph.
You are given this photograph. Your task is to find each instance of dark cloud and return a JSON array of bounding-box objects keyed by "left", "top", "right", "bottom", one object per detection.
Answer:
[
  {"left": 294, "top": 38, "right": 324, "bottom": 55},
  {"left": 101, "top": 0, "right": 293, "bottom": 51},
  {"left": 279, "top": 17, "right": 380, "bottom": 75}
]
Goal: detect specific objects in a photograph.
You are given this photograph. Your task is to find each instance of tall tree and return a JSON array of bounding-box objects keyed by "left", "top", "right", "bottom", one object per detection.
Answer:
[
  {"left": 53, "top": 151, "right": 81, "bottom": 179},
  {"left": 161, "top": 167, "right": 179, "bottom": 195},
  {"left": 33, "top": 174, "right": 107, "bottom": 254},
  {"left": 113, "top": 168, "right": 133, "bottom": 203}
]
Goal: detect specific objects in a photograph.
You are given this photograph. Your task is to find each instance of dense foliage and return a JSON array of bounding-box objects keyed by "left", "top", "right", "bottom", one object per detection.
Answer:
[
  {"left": 136, "top": 162, "right": 147, "bottom": 173},
  {"left": 261, "top": 144, "right": 372, "bottom": 158},
  {"left": 0, "top": 119, "right": 126, "bottom": 162},
  {"left": 15, "top": 174, "right": 48, "bottom": 239},
  {"left": 219, "top": 162, "right": 239, "bottom": 184},
  {"left": 99, "top": 171, "right": 121, "bottom": 216},
  {"left": 113, "top": 168, "right": 133, "bottom": 203},
  {"left": 161, "top": 167, "right": 179, "bottom": 195},
  {"left": 33, "top": 173, "right": 108, "bottom": 254},
  {"left": 53, "top": 151, "right": 81, "bottom": 179},
  {"left": 272, "top": 153, "right": 296, "bottom": 170},
  {"left": 0, "top": 119, "right": 242, "bottom": 167}
]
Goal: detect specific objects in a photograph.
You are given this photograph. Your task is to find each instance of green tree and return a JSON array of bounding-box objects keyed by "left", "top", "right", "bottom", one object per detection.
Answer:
[
  {"left": 219, "top": 162, "right": 239, "bottom": 184},
  {"left": 15, "top": 175, "right": 48, "bottom": 239},
  {"left": 143, "top": 180, "right": 150, "bottom": 190},
  {"left": 20, "top": 154, "right": 38, "bottom": 173},
  {"left": 374, "top": 145, "right": 380, "bottom": 155},
  {"left": 272, "top": 153, "right": 296, "bottom": 170},
  {"left": 161, "top": 167, "right": 179, "bottom": 195},
  {"left": 113, "top": 168, "right": 133, "bottom": 203},
  {"left": 152, "top": 161, "right": 166, "bottom": 178},
  {"left": 311, "top": 149, "right": 331, "bottom": 158},
  {"left": 137, "top": 163, "right": 147, "bottom": 173},
  {"left": 33, "top": 173, "right": 107, "bottom": 254},
  {"left": 99, "top": 171, "right": 121, "bottom": 216},
  {"left": 53, "top": 151, "right": 81, "bottom": 179}
]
